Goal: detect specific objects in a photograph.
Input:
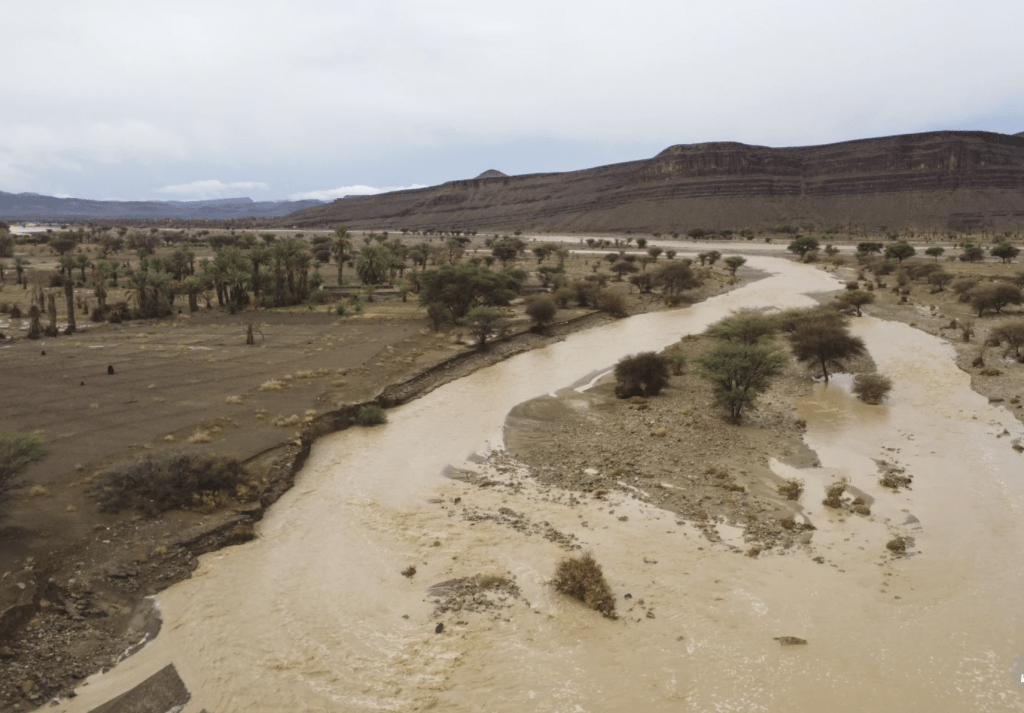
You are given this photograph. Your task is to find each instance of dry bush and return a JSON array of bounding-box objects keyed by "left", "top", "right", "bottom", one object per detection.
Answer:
[
  {"left": 552, "top": 552, "right": 616, "bottom": 618},
  {"left": 886, "top": 536, "right": 907, "bottom": 553},
  {"left": 401, "top": 565, "right": 417, "bottom": 578},
  {"left": 478, "top": 574, "right": 510, "bottom": 589},
  {"left": 613, "top": 351, "right": 669, "bottom": 398},
  {"left": 90, "top": 451, "right": 250, "bottom": 517},
  {"left": 225, "top": 395, "right": 243, "bottom": 405},
  {"left": 777, "top": 478, "right": 804, "bottom": 500},
  {"left": 187, "top": 429, "right": 212, "bottom": 444},
  {"left": 258, "top": 379, "right": 286, "bottom": 391},
  {"left": 852, "top": 373, "right": 893, "bottom": 405},
  {"left": 272, "top": 414, "right": 301, "bottom": 428},
  {"left": 822, "top": 478, "right": 848, "bottom": 508}
]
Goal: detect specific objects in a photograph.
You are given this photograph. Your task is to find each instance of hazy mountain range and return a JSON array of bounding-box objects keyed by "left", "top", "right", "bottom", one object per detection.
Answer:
[{"left": 0, "top": 193, "right": 325, "bottom": 221}]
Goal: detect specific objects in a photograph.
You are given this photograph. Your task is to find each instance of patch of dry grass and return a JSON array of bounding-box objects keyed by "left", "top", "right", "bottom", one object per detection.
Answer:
[
  {"left": 188, "top": 430, "right": 213, "bottom": 444},
  {"left": 258, "top": 379, "right": 286, "bottom": 392}
]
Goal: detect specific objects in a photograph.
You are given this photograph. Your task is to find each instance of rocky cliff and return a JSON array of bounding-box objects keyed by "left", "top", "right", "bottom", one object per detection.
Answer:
[{"left": 280, "top": 131, "right": 1024, "bottom": 232}]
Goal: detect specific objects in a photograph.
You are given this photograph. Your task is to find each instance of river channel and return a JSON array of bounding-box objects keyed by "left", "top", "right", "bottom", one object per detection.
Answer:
[{"left": 53, "top": 256, "right": 1024, "bottom": 712}]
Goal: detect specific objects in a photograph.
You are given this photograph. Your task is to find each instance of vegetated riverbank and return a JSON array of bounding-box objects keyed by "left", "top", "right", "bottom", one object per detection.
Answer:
[
  {"left": 832, "top": 260, "right": 1024, "bottom": 435},
  {"left": 0, "top": 267, "right": 743, "bottom": 709}
]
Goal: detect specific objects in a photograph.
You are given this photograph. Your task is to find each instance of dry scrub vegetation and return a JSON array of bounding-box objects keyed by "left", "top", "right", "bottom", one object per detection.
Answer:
[
  {"left": 552, "top": 552, "right": 616, "bottom": 618},
  {"left": 89, "top": 451, "right": 255, "bottom": 517}
]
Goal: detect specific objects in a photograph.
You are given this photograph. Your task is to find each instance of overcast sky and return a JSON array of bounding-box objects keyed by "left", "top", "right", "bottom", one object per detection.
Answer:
[{"left": 2, "top": 1, "right": 1021, "bottom": 202}]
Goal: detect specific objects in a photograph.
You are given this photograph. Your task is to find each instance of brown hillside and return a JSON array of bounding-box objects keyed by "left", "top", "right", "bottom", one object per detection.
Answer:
[{"left": 280, "top": 131, "right": 1024, "bottom": 232}]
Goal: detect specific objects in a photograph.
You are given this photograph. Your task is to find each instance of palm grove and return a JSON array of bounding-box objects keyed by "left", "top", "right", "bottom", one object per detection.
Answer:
[{"left": 1, "top": 225, "right": 717, "bottom": 346}]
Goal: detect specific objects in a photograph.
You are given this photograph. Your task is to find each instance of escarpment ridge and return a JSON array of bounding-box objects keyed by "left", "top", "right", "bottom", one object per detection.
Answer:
[{"left": 281, "top": 130, "right": 1024, "bottom": 232}]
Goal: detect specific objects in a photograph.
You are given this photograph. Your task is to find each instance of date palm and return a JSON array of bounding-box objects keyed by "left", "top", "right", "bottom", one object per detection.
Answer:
[{"left": 331, "top": 225, "right": 352, "bottom": 285}]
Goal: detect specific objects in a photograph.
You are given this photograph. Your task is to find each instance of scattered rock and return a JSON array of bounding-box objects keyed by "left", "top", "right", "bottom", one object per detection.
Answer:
[
  {"left": 774, "top": 636, "right": 808, "bottom": 646},
  {"left": 435, "top": 622, "right": 444, "bottom": 634}
]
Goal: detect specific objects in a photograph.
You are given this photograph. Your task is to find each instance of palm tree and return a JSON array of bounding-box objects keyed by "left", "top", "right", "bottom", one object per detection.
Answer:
[
  {"left": 74, "top": 254, "right": 91, "bottom": 283},
  {"left": 14, "top": 257, "right": 28, "bottom": 287},
  {"left": 331, "top": 225, "right": 352, "bottom": 285},
  {"left": 249, "top": 243, "right": 270, "bottom": 301}
]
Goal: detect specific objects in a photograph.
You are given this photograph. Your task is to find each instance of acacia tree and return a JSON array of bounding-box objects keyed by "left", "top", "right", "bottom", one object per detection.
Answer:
[
  {"left": 884, "top": 242, "right": 916, "bottom": 263},
  {"left": 788, "top": 236, "right": 819, "bottom": 257},
  {"left": 460, "top": 306, "right": 505, "bottom": 349},
  {"left": 418, "top": 264, "right": 524, "bottom": 320},
  {"left": 653, "top": 261, "right": 701, "bottom": 301},
  {"left": 991, "top": 242, "right": 1020, "bottom": 263},
  {"left": 968, "top": 283, "right": 1022, "bottom": 316},
  {"left": 723, "top": 256, "right": 746, "bottom": 275},
  {"left": 787, "top": 313, "right": 866, "bottom": 381},
  {"left": 705, "top": 309, "right": 779, "bottom": 344},
  {"left": 836, "top": 290, "right": 875, "bottom": 316},
  {"left": 992, "top": 320, "right": 1024, "bottom": 357},
  {"left": 925, "top": 246, "right": 945, "bottom": 260},
  {"left": 698, "top": 342, "right": 785, "bottom": 421}
]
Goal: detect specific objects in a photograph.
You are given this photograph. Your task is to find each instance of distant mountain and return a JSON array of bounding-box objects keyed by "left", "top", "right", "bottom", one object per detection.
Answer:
[
  {"left": 279, "top": 130, "right": 1024, "bottom": 233},
  {"left": 0, "top": 193, "right": 324, "bottom": 221}
]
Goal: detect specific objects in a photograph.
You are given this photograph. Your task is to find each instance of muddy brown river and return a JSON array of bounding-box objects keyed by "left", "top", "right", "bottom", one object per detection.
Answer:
[{"left": 53, "top": 257, "right": 1024, "bottom": 712}]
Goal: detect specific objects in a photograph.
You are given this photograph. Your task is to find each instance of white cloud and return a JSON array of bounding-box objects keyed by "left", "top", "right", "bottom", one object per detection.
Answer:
[
  {"left": 157, "top": 179, "right": 270, "bottom": 200},
  {"left": 288, "top": 184, "right": 428, "bottom": 201}
]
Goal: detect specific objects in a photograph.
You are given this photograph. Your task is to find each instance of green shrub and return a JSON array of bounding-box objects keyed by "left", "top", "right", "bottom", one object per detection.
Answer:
[
  {"left": 355, "top": 404, "right": 387, "bottom": 426},
  {"left": 525, "top": 294, "right": 557, "bottom": 329},
  {"left": 552, "top": 552, "right": 616, "bottom": 618},
  {"left": 613, "top": 352, "right": 669, "bottom": 398},
  {"left": 852, "top": 373, "right": 893, "bottom": 405},
  {"left": 89, "top": 451, "right": 249, "bottom": 517},
  {"left": 595, "top": 290, "right": 628, "bottom": 318},
  {"left": 0, "top": 432, "right": 45, "bottom": 507}
]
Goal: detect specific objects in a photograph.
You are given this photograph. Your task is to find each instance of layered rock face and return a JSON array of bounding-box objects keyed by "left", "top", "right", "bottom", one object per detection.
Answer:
[{"left": 282, "top": 131, "right": 1024, "bottom": 232}]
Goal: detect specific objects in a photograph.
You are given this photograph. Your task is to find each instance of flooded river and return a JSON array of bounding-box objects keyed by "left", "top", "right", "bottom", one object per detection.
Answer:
[{"left": 54, "top": 257, "right": 1024, "bottom": 712}]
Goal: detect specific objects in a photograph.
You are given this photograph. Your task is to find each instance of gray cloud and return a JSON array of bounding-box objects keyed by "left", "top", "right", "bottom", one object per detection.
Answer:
[{"left": 4, "top": 1, "right": 1022, "bottom": 200}]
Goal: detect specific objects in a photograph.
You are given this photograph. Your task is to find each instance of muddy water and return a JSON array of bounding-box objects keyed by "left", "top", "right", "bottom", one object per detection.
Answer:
[{"left": 54, "top": 258, "right": 1024, "bottom": 712}]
